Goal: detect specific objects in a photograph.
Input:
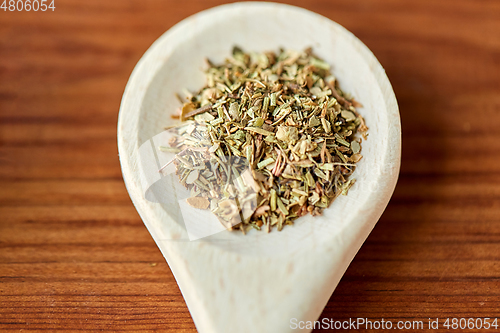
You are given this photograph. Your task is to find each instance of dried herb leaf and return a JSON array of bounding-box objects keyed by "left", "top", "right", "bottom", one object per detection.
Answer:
[
  {"left": 161, "top": 47, "right": 368, "bottom": 233},
  {"left": 186, "top": 197, "right": 210, "bottom": 209}
]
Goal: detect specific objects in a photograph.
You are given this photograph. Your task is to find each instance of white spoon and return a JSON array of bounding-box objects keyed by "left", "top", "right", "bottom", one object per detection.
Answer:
[{"left": 118, "top": 3, "right": 401, "bottom": 332}]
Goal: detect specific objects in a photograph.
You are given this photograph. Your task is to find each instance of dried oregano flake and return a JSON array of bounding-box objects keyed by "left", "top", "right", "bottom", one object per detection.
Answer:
[{"left": 161, "top": 47, "right": 368, "bottom": 234}]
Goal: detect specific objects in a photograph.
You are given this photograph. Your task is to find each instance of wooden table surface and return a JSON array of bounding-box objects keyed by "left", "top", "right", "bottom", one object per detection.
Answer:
[{"left": 1, "top": 0, "right": 499, "bottom": 332}]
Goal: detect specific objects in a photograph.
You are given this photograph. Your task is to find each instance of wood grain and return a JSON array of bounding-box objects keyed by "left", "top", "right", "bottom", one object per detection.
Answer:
[{"left": 1, "top": 0, "right": 499, "bottom": 332}]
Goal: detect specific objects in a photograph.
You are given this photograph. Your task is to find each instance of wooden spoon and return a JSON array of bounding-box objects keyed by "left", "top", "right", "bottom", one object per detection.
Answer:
[{"left": 118, "top": 3, "right": 401, "bottom": 332}]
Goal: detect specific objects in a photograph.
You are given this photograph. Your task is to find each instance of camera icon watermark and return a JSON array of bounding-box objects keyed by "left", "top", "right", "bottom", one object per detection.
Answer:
[
  {"left": 136, "top": 128, "right": 396, "bottom": 241},
  {"left": 137, "top": 129, "right": 258, "bottom": 241}
]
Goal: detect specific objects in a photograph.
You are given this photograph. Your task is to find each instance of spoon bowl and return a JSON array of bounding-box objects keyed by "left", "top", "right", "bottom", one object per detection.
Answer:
[{"left": 118, "top": 2, "right": 401, "bottom": 332}]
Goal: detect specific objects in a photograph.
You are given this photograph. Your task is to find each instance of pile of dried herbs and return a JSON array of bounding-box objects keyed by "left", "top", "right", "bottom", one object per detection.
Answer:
[{"left": 160, "top": 47, "right": 367, "bottom": 233}]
